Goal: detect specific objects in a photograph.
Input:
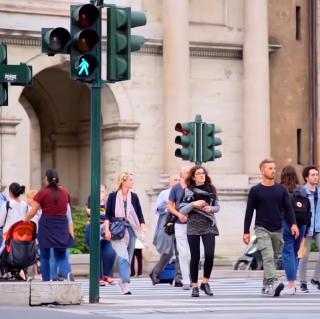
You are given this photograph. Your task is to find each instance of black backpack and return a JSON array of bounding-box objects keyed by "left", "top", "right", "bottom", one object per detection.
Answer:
[{"left": 291, "top": 191, "right": 311, "bottom": 225}]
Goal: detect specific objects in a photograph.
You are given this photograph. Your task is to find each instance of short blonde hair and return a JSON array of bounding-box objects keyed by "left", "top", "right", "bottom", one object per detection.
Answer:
[
  {"left": 26, "top": 189, "right": 38, "bottom": 199},
  {"left": 117, "top": 172, "right": 133, "bottom": 190}
]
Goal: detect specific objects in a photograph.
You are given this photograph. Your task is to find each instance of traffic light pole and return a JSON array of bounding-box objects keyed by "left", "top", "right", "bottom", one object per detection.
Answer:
[
  {"left": 194, "top": 114, "right": 203, "bottom": 165},
  {"left": 89, "top": 82, "right": 101, "bottom": 304},
  {"left": 89, "top": 5, "right": 102, "bottom": 304}
]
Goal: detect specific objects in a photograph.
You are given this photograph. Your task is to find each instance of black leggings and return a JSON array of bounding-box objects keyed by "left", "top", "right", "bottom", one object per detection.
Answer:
[
  {"left": 187, "top": 233, "right": 215, "bottom": 283},
  {"left": 131, "top": 248, "right": 143, "bottom": 276}
]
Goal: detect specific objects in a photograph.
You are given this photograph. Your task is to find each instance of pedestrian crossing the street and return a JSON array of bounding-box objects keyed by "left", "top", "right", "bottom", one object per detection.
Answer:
[{"left": 53, "top": 276, "right": 320, "bottom": 318}]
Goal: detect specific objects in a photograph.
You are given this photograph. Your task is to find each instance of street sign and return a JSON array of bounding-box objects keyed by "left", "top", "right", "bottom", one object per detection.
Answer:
[{"left": 0, "top": 64, "right": 33, "bottom": 86}]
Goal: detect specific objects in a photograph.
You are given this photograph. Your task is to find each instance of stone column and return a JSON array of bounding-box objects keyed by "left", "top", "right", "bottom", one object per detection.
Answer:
[
  {"left": 243, "top": 0, "right": 271, "bottom": 174},
  {"left": 0, "top": 118, "right": 21, "bottom": 186},
  {"left": 163, "top": 0, "right": 189, "bottom": 172},
  {"left": 102, "top": 122, "right": 139, "bottom": 189},
  {"left": 51, "top": 133, "right": 80, "bottom": 203}
]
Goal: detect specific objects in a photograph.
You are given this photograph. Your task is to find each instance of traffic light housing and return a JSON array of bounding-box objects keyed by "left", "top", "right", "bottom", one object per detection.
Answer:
[
  {"left": 70, "top": 4, "right": 101, "bottom": 82},
  {"left": 174, "top": 122, "right": 195, "bottom": 161},
  {"left": 41, "top": 27, "right": 71, "bottom": 56},
  {"left": 0, "top": 43, "right": 8, "bottom": 106},
  {"left": 107, "top": 6, "right": 146, "bottom": 82},
  {"left": 202, "top": 124, "right": 222, "bottom": 162}
]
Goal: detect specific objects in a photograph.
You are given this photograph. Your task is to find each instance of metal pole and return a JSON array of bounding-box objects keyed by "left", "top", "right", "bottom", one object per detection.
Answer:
[
  {"left": 89, "top": 82, "right": 101, "bottom": 303},
  {"left": 195, "top": 114, "right": 202, "bottom": 165},
  {"left": 89, "top": 5, "right": 102, "bottom": 304}
]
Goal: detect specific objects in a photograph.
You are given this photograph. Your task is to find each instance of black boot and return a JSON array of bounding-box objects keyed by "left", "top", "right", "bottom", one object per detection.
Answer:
[
  {"left": 200, "top": 283, "right": 213, "bottom": 296},
  {"left": 191, "top": 287, "right": 200, "bottom": 297},
  {"left": 149, "top": 273, "right": 159, "bottom": 285}
]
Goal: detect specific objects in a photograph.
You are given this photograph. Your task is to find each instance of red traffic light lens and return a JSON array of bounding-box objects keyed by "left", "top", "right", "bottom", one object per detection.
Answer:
[
  {"left": 77, "top": 29, "right": 99, "bottom": 53},
  {"left": 175, "top": 123, "right": 189, "bottom": 135},
  {"left": 78, "top": 4, "right": 99, "bottom": 28}
]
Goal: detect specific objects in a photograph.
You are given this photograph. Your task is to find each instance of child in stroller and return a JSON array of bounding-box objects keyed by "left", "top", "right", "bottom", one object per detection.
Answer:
[{"left": 0, "top": 220, "right": 37, "bottom": 280}]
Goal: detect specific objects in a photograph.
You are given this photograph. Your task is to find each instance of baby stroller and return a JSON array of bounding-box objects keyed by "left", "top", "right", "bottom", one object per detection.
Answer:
[{"left": 0, "top": 220, "right": 37, "bottom": 281}]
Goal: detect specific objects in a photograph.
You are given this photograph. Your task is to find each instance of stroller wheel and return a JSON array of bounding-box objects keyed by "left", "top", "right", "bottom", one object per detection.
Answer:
[
  {"left": 11, "top": 271, "right": 26, "bottom": 281},
  {"left": 234, "top": 260, "right": 250, "bottom": 270}
]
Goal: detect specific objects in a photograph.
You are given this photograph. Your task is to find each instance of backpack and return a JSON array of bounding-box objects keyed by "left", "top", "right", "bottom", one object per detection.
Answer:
[{"left": 291, "top": 191, "right": 310, "bottom": 225}]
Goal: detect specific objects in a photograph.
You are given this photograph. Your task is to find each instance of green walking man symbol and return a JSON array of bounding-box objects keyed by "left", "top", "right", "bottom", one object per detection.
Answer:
[{"left": 78, "top": 58, "right": 90, "bottom": 76}]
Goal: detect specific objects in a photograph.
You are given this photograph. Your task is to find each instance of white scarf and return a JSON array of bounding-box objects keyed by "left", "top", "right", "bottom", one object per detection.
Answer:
[
  {"left": 115, "top": 190, "right": 141, "bottom": 235},
  {"left": 111, "top": 190, "right": 141, "bottom": 261}
]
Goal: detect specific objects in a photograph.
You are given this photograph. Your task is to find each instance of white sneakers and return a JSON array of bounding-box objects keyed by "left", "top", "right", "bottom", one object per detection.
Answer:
[
  {"left": 263, "top": 281, "right": 284, "bottom": 297},
  {"left": 280, "top": 286, "right": 296, "bottom": 296},
  {"left": 119, "top": 280, "right": 132, "bottom": 295}
]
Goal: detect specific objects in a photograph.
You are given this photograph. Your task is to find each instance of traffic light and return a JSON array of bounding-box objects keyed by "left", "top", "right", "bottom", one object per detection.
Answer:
[
  {"left": 174, "top": 122, "right": 195, "bottom": 161},
  {"left": 202, "top": 124, "right": 222, "bottom": 162},
  {"left": 0, "top": 43, "right": 8, "bottom": 106},
  {"left": 70, "top": 4, "right": 101, "bottom": 82},
  {"left": 41, "top": 27, "right": 71, "bottom": 56},
  {"left": 107, "top": 6, "right": 146, "bottom": 82}
]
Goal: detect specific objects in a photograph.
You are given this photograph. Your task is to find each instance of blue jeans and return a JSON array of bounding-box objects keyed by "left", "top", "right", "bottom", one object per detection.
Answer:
[
  {"left": 49, "top": 248, "right": 71, "bottom": 280},
  {"left": 86, "top": 223, "right": 116, "bottom": 278},
  {"left": 282, "top": 221, "right": 306, "bottom": 281},
  {"left": 118, "top": 227, "right": 136, "bottom": 283},
  {"left": 40, "top": 247, "right": 69, "bottom": 281},
  {"left": 101, "top": 239, "right": 116, "bottom": 276}
]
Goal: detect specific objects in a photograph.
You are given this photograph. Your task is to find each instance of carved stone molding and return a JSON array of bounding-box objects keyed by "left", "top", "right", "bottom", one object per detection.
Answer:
[
  {"left": 102, "top": 122, "right": 139, "bottom": 141},
  {"left": 0, "top": 29, "right": 281, "bottom": 60},
  {"left": 0, "top": 118, "right": 21, "bottom": 135}
]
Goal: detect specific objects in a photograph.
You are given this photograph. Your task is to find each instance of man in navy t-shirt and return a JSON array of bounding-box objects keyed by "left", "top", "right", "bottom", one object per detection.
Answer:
[{"left": 243, "top": 158, "right": 298, "bottom": 297}]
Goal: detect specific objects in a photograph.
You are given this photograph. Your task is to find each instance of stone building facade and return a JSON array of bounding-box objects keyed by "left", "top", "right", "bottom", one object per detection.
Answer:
[{"left": 0, "top": 0, "right": 317, "bottom": 263}]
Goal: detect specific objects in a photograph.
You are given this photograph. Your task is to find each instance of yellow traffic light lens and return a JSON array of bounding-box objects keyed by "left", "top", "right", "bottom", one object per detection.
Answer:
[{"left": 77, "top": 30, "right": 99, "bottom": 53}]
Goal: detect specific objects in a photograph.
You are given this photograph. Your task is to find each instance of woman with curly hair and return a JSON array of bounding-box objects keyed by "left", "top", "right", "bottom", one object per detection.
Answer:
[{"left": 180, "top": 165, "right": 220, "bottom": 297}]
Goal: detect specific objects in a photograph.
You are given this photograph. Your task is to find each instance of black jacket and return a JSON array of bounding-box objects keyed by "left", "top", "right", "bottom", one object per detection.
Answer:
[{"left": 105, "top": 191, "right": 145, "bottom": 224}]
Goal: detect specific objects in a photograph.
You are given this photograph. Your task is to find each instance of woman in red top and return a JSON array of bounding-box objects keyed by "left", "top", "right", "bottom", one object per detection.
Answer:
[{"left": 25, "top": 169, "right": 73, "bottom": 281}]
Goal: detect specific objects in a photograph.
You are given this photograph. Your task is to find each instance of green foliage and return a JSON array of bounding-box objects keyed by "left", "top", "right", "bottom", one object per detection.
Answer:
[
  {"left": 311, "top": 239, "right": 319, "bottom": 252},
  {"left": 70, "top": 205, "right": 89, "bottom": 254}
]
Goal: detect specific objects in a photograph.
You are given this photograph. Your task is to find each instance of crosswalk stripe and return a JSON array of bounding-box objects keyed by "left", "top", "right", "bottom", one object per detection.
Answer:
[{"left": 46, "top": 277, "right": 320, "bottom": 316}]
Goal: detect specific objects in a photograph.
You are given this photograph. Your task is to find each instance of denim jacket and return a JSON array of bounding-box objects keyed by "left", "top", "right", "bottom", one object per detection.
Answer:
[{"left": 304, "top": 185, "right": 320, "bottom": 236}]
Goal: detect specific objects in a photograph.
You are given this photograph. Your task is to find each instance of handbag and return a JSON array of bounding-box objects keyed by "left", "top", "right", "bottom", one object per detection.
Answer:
[
  {"left": 110, "top": 217, "right": 129, "bottom": 240},
  {"left": 164, "top": 214, "right": 176, "bottom": 235}
]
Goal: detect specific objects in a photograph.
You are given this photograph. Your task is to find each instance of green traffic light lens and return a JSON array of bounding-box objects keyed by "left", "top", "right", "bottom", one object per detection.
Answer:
[
  {"left": 77, "top": 29, "right": 99, "bottom": 53},
  {"left": 76, "top": 54, "right": 98, "bottom": 77},
  {"left": 78, "top": 4, "right": 99, "bottom": 28},
  {"left": 49, "top": 28, "right": 71, "bottom": 52}
]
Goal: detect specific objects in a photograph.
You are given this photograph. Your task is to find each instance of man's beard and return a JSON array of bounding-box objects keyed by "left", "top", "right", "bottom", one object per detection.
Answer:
[{"left": 264, "top": 175, "right": 275, "bottom": 180}]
